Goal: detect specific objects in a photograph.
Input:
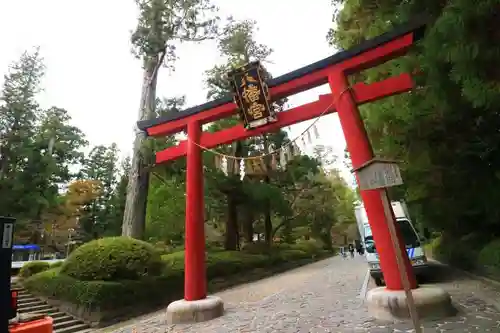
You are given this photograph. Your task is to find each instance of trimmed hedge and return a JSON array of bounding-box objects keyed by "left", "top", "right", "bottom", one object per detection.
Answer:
[
  {"left": 50, "top": 261, "right": 63, "bottom": 268},
  {"left": 426, "top": 233, "right": 500, "bottom": 282},
  {"left": 24, "top": 242, "right": 334, "bottom": 313},
  {"left": 19, "top": 261, "right": 50, "bottom": 279},
  {"left": 477, "top": 239, "right": 500, "bottom": 278},
  {"left": 61, "top": 237, "right": 163, "bottom": 281},
  {"left": 289, "top": 240, "right": 325, "bottom": 256},
  {"left": 478, "top": 240, "right": 500, "bottom": 267},
  {"left": 428, "top": 233, "right": 490, "bottom": 272},
  {"left": 24, "top": 268, "right": 178, "bottom": 311}
]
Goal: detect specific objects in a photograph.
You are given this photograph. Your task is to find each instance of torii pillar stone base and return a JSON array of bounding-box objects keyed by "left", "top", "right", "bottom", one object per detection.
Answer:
[
  {"left": 366, "top": 285, "right": 456, "bottom": 321},
  {"left": 166, "top": 296, "right": 224, "bottom": 324}
]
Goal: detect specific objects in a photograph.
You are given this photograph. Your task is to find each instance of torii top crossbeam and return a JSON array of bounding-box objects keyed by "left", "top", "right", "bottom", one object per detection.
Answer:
[{"left": 137, "top": 16, "right": 426, "bottom": 142}]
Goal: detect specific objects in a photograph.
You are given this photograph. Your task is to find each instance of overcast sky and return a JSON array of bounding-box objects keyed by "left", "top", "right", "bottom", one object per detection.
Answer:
[{"left": 0, "top": 0, "right": 354, "bottom": 185}]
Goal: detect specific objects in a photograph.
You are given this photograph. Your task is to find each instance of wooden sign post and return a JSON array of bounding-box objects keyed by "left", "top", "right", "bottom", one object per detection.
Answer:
[{"left": 354, "top": 158, "right": 422, "bottom": 333}]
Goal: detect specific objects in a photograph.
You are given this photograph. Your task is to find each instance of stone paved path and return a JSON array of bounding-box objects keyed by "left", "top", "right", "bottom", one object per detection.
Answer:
[{"left": 107, "top": 256, "right": 500, "bottom": 332}]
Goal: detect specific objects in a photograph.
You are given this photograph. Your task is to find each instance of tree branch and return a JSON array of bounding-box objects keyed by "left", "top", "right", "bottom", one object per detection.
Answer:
[
  {"left": 271, "top": 211, "right": 304, "bottom": 239},
  {"left": 151, "top": 171, "right": 169, "bottom": 185},
  {"left": 179, "top": 35, "right": 219, "bottom": 42},
  {"left": 147, "top": 50, "right": 167, "bottom": 86}
]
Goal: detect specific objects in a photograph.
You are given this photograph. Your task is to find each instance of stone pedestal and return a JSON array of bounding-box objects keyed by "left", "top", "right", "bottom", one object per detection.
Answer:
[
  {"left": 166, "top": 296, "right": 224, "bottom": 324},
  {"left": 366, "top": 285, "right": 456, "bottom": 321}
]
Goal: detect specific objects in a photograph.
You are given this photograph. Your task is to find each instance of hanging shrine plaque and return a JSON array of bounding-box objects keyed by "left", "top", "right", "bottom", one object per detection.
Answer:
[{"left": 228, "top": 61, "right": 277, "bottom": 129}]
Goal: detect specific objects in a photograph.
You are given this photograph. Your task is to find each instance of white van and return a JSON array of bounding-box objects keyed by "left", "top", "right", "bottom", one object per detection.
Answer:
[{"left": 355, "top": 201, "right": 428, "bottom": 286}]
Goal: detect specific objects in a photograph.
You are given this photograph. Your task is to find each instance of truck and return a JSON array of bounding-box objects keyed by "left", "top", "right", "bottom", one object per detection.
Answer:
[{"left": 355, "top": 200, "right": 429, "bottom": 286}]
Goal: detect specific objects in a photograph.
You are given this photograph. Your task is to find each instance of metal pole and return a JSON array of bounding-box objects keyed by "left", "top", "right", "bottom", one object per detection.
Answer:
[
  {"left": 1, "top": 217, "right": 16, "bottom": 333},
  {"left": 380, "top": 191, "right": 422, "bottom": 333},
  {"left": 66, "top": 235, "right": 70, "bottom": 258}
]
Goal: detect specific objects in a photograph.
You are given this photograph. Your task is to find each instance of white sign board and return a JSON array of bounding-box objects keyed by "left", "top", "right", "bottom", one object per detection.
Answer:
[
  {"left": 2, "top": 222, "right": 13, "bottom": 248},
  {"left": 357, "top": 162, "right": 403, "bottom": 190}
]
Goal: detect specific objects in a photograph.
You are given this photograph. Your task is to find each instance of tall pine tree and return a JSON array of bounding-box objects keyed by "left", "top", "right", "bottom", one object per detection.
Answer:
[
  {"left": 0, "top": 48, "right": 45, "bottom": 219},
  {"left": 122, "top": 0, "right": 220, "bottom": 239}
]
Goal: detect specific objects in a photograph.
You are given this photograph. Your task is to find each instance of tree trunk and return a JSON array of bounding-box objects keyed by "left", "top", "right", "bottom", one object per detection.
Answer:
[
  {"left": 223, "top": 141, "right": 244, "bottom": 249},
  {"left": 264, "top": 201, "right": 272, "bottom": 244},
  {"left": 225, "top": 194, "right": 239, "bottom": 250},
  {"left": 262, "top": 135, "right": 273, "bottom": 245},
  {"left": 243, "top": 207, "right": 254, "bottom": 243},
  {"left": 122, "top": 57, "right": 159, "bottom": 239}
]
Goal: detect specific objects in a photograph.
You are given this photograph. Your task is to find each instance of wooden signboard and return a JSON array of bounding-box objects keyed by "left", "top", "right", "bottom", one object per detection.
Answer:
[
  {"left": 354, "top": 158, "right": 403, "bottom": 191},
  {"left": 228, "top": 61, "right": 277, "bottom": 129}
]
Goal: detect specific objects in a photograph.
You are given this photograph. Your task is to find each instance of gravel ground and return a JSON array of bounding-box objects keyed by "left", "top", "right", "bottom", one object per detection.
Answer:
[{"left": 104, "top": 256, "right": 500, "bottom": 333}]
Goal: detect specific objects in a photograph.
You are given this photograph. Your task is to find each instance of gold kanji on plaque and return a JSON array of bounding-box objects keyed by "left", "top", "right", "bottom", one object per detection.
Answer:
[
  {"left": 247, "top": 102, "right": 265, "bottom": 119},
  {"left": 241, "top": 84, "right": 261, "bottom": 104}
]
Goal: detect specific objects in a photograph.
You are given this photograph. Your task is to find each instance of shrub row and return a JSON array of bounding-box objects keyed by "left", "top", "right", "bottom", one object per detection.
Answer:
[
  {"left": 427, "top": 234, "right": 500, "bottom": 279},
  {"left": 23, "top": 239, "right": 333, "bottom": 313},
  {"left": 24, "top": 268, "right": 177, "bottom": 311},
  {"left": 19, "top": 261, "right": 63, "bottom": 279},
  {"left": 19, "top": 262, "right": 51, "bottom": 279},
  {"left": 476, "top": 239, "right": 500, "bottom": 278}
]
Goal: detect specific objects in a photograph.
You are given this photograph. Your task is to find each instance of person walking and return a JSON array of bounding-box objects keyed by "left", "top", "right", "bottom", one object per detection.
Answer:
[
  {"left": 340, "top": 246, "right": 347, "bottom": 258},
  {"left": 348, "top": 243, "right": 355, "bottom": 258},
  {"left": 356, "top": 242, "right": 364, "bottom": 255}
]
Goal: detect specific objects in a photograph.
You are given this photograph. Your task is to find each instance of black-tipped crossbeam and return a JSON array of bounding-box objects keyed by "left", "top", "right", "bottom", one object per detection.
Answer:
[{"left": 137, "top": 15, "right": 427, "bottom": 131}]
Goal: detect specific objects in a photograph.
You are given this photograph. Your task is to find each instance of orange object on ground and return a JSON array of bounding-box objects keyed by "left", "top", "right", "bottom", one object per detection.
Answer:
[
  {"left": 11, "top": 289, "right": 19, "bottom": 318},
  {"left": 9, "top": 317, "right": 53, "bottom": 333}
]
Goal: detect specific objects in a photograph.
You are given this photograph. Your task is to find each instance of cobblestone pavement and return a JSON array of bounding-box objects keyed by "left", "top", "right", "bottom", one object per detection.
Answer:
[{"left": 109, "top": 256, "right": 500, "bottom": 333}]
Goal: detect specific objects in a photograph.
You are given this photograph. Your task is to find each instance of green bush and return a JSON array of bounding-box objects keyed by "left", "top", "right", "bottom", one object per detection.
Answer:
[
  {"left": 207, "top": 251, "right": 270, "bottom": 278},
  {"left": 24, "top": 243, "right": 334, "bottom": 315},
  {"left": 274, "top": 242, "right": 295, "bottom": 250},
  {"left": 279, "top": 249, "right": 309, "bottom": 261},
  {"left": 61, "top": 237, "right": 164, "bottom": 281},
  {"left": 292, "top": 240, "right": 326, "bottom": 256},
  {"left": 477, "top": 239, "right": 500, "bottom": 277},
  {"left": 152, "top": 241, "right": 171, "bottom": 255},
  {"left": 429, "top": 234, "right": 482, "bottom": 271},
  {"left": 161, "top": 250, "right": 272, "bottom": 278},
  {"left": 426, "top": 235, "right": 442, "bottom": 258},
  {"left": 24, "top": 268, "right": 183, "bottom": 311},
  {"left": 161, "top": 250, "right": 185, "bottom": 270},
  {"left": 50, "top": 261, "right": 63, "bottom": 268},
  {"left": 19, "top": 261, "right": 50, "bottom": 279},
  {"left": 205, "top": 242, "right": 224, "bottom": 251},
  {"left": 241, "top": 241, "right": 272, "bottom": 254},
  {"left": 478, "top": 240, "right": 500, "bottom": 266}
]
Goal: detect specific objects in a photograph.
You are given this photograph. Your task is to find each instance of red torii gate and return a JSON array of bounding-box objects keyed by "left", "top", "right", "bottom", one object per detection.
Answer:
[{"left": 138, "top": 17, "right": 427, "bottom": 322}]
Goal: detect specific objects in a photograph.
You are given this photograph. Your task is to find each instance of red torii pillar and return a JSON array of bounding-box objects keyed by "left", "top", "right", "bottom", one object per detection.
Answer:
[
  {"left": 184, "top": 120, "right": 206, "bottom": 301},
  {"left": 166, "top": 120, "right": 224, "bottom": 323},
  {"left": 328, "top": 70, "right": 417, "bottom": 290}
]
